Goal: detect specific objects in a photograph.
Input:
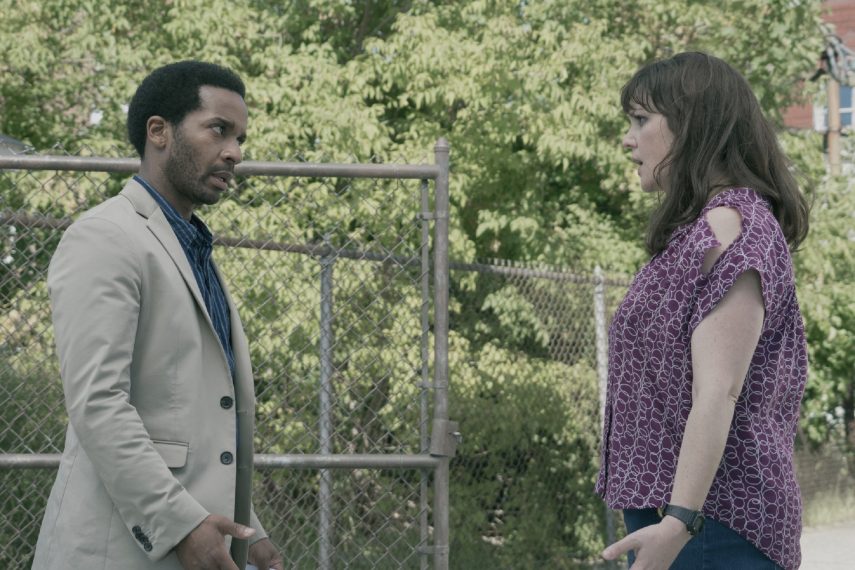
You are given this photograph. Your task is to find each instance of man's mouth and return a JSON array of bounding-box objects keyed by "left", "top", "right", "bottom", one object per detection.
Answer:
[{"left": 209, "top": 170, "right": 233, "bottom": 191}]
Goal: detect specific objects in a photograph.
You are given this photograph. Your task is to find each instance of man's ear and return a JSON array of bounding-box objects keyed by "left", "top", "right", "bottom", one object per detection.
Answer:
[{"left": 146, "top": 116, "right": 170, "bottom": 150}]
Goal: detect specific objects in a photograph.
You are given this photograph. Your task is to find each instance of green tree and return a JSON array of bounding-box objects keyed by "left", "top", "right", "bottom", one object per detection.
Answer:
[
  {"left": 1, "top": 0, "right": 826, "bottom": 273},
  {"left": 796, "top": 172, "right": 855, "bottom": 452},
  {"left": 358, "top": 0, "right": 824, "bottom": 270}
]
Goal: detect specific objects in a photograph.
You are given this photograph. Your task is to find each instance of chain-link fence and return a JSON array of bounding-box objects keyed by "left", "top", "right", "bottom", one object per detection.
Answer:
[
  {"left": 6, "top": 146, "right": 851, "bottom": 569},
  {"left": 445, "top": 260, "right": 628, "bottom": 568},
  {"left": 0, "top": 143, "right": 454, "bottom": 569}
]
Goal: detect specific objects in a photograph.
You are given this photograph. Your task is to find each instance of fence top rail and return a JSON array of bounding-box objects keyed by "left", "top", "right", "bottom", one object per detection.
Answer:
[
  {"left": 450, "top": 259, "right": 632, "bottom": 287},
  {"left": 0, "top": 155, "right": 440, "bottom": 180}
]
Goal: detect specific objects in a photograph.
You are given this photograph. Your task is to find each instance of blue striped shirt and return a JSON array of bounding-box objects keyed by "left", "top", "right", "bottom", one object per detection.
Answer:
[{"left": 135, "top": 176, "right": 235, "bottom": 378}]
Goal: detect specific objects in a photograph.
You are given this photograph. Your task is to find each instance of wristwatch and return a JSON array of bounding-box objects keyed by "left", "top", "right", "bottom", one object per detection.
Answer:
[{"left": 661, "top": 504, "right": 705, "bottom": 536}]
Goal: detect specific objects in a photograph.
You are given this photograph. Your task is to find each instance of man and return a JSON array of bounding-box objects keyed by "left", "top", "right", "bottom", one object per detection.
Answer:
[{"left": 32, "top": 61, "right": 282, "bottom": 570}]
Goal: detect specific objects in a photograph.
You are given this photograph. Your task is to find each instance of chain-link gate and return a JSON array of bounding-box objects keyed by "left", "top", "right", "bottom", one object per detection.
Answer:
[{"left": 0, "top": 141, "right": 453, "bottom": 569}]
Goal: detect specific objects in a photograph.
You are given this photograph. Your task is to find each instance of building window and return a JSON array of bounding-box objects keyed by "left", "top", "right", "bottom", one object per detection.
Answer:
[{"left": 814, "top": 84, "right": 854, "bottom": 131}]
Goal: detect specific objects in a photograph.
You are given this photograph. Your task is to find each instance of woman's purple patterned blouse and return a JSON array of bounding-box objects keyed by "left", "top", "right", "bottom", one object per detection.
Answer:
[{"left": 595, "top": 188, "right": 808, "bottom": 569}]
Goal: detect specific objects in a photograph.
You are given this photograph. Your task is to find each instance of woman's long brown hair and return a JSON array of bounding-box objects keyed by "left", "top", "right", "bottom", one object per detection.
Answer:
[{"left": 621, "top": 52, "right": 810, "bottom": 254}]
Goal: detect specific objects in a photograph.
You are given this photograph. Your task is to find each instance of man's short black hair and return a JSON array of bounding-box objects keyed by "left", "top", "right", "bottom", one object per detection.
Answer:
[{"left": 127, "top": 61, "right": 246, "bottom": 157}]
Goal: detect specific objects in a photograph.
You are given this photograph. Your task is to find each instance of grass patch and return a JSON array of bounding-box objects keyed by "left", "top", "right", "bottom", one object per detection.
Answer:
[{"left": 803, "top": 487, "right": 855, "bottom": 528}]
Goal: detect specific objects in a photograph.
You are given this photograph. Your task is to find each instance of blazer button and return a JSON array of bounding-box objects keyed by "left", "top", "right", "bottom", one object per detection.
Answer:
[
  {"left": 144, "top": 542, "right": 153, "bottom": 552},
  {"left": 132, "top": 525, "right": 142, "bottom": 535},
  {"left": 220, "top": 451, "right": 234, "bottom": 465},
  {"left": 220, "top": 396, "right": 234, "bottom": 409}
]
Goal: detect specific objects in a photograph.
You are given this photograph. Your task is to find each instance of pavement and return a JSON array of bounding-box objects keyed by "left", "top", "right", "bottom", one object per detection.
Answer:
[{"left": 799, "top": 519, "right": 855, "bottom": 569}]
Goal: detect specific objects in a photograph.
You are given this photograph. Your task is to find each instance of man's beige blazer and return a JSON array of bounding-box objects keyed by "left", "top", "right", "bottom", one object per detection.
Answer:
[{"left": 32, "top": 179, "right": 266, "bottom": 569}]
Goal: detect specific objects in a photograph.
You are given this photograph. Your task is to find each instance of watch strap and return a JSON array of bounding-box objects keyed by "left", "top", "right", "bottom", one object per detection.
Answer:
[{"left": 662, "top": 504, "right": 705, "bottom": 536}]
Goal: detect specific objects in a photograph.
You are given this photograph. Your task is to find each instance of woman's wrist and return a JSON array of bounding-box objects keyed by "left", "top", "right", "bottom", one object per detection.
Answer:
[{"left": 659, "top": 513, "right": 694, "bottom": 541}]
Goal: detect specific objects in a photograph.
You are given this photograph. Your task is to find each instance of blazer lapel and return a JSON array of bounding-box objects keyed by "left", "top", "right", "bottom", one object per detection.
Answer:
[
  {"left": 213, "top": 262, "right": 254, "bottom": 391},
  {"left": 119, "top": 180, "right": 218, "bottom": 340}
]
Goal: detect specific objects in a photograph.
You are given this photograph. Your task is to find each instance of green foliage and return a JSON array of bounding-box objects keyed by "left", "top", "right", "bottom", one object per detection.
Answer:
[
  {"left": 449, "top": 334, "right": 604, "bottom": 567},
  {"left": 0, "top": 0, "right": 826, "bottom": 271},
  {"left": 794, "top": 164, "right": 855, "bottom": 449},
  {"left": 357, "top": 0, "right": 825, "bottom": 270}
]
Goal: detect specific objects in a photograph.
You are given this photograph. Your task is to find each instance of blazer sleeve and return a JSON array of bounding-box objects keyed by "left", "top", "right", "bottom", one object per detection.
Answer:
[
  {"left": 248, "top": 506, "right": 268, "bottom": 544},
  {"left": 48, "top": 215, "right": 209, "bottom": 560}
]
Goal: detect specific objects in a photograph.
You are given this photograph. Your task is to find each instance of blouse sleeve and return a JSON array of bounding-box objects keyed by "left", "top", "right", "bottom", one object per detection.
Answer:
[{"left": 687, "top": 202, "right": 779, "bottom": 335}]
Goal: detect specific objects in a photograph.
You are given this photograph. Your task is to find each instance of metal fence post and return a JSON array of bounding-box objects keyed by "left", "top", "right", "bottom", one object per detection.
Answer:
[
  {"left": 319, "top": 242, "right": 335, "bottom": 570},
  {"left": 432, "top": 138, "right": 450, "bottom": 570},
  {"left": 419, "top": 179, "right": 431, "bottom": 570},
  {"left": 593, "top": 265, "right": 616, "bottom": 558},
  {"left": 593, "top": 266, "right": 608, "bottom": 443}
]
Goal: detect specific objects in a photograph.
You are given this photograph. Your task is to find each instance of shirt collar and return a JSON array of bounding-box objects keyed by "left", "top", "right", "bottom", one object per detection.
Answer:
[{"left": 134, "top": 175, "right": 213, "bottom": 247}]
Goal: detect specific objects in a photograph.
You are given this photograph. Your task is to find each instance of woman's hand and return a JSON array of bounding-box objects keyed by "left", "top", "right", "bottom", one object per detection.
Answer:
[{"left": 602, "top": 515, "right": 691, "bottom": 569}]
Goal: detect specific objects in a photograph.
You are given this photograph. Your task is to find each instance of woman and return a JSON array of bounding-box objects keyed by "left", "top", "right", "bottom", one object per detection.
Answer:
[{"left": 596, "top": 52, "right": 810, "bottom": 570}]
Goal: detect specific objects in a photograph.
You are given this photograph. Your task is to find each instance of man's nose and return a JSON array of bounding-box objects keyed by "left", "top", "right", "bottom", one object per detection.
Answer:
[{"left": 223, "top": 140, "right": 242, "bottom": 164}]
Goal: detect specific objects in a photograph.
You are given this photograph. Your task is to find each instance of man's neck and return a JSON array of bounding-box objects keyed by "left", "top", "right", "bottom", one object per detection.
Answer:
[{"left": 137, "top": 165, "right": 194, "bottom": 220}]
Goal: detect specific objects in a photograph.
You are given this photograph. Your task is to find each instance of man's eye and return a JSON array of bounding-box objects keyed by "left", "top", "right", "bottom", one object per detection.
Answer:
[{"left": 212, "top": 125, "right": 224, "bottom": 135}]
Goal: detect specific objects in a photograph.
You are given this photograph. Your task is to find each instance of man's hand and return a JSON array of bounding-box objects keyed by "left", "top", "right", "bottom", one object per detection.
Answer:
[
  {"left": 176, "top": 514, "right": 255, "bottom": 570},
  {"left": 601, "top": 516, "right": 691, "bottom": 569},
  {"left": 248, "top": 537, "right": 284, "bottom": 570}
]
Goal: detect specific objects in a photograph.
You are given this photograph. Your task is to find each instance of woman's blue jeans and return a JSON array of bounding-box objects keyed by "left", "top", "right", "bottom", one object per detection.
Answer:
[{"left": 622, "top": 509, "right": 783, "bottom": 569}]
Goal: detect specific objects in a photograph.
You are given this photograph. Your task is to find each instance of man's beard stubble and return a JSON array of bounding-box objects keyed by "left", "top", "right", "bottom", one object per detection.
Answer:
[{"left": 164, "top": 128, "right": 220, "bottom": 208}]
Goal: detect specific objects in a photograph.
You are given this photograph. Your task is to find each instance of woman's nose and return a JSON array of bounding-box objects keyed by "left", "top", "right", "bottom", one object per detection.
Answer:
[{"left": 622, "top": 131, "right": 635, "bottom": 150}]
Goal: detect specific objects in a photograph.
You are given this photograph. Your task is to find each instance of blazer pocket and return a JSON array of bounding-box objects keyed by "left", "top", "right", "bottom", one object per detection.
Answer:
[{"left": 152, "top": 440, "right": 189, "bottom": 468}]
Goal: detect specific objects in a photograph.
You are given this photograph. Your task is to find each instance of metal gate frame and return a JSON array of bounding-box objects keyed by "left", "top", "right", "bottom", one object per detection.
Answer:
[{"left": 0, "top": 138, "right": 454, "bottom": 569}]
